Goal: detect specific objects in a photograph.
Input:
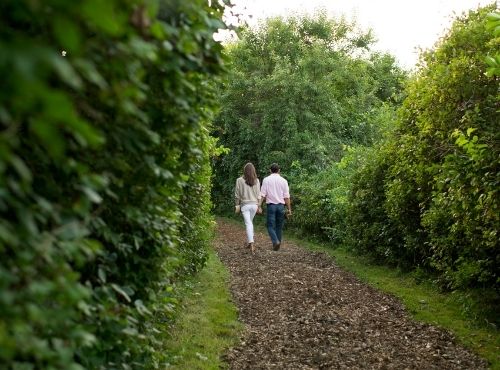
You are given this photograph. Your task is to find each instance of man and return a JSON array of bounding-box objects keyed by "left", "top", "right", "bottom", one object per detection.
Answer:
[{"left": 259, "top": 163, "right": 292, "bottom": 250}]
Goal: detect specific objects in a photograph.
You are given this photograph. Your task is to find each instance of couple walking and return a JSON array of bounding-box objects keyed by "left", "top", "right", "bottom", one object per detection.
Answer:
[{"left": 235, "top": 162, "right": 292, "bottom": 253}]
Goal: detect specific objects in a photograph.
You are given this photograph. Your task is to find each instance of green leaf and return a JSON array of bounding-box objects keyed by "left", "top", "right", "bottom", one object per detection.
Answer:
[
  {"left": 10, "top": 155, "right": 32, "bottom": 182},
  {"left": 81, "top": 0, "right": 126, "bottom": 36},
  {"left": 129, "top": 37, "right": 158, "bottom": 61},
  {"left": 53, "top": 17, "right": 82, "bottom": 51},
  {"left": 73, "top": 59, "right": 108, "bottom": 89},
  {"left": 111, "top": 284, "right": 132, "bottom": 303},
  {"left": 55, "top": 221, "right": 89, "bottom": 240},
  {"left": 81, "top": 186, "right": 102, "bottom": 204},
  {"left": 466, "top": 127, "right": 476, "bottom": 137},
  {"left": 150, "top": 21, "right": 165, "bottom": 39},
  {"left": 65, "top": 117, "right": 105, "bottom": 147},
  {"left": 486, "top": 12, "right": 500, "bottom": 22},
  {"left": 134, "top": 299, "right": 152, "bottom": 316},
  {"left": 30, "top": 118, "right": 66, "bottom": 159},
  {"left": 97, "top": 267, "right": 106, "bottom": 283},
  {"left": 48, "top": 53, "right": 83, "bottom": 90},
  {"left": 484, "top": 55, "right": 497, "bottom": 67}
]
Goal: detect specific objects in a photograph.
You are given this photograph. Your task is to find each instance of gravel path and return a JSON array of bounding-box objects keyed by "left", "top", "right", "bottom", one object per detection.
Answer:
[{"left": 214, "top": 219, "right": 487, "bottom": 370}]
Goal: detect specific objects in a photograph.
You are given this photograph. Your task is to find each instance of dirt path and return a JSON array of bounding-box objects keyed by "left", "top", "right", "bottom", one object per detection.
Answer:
[{"left": 214, "top": 219, "right": 487, "bottom": 370}]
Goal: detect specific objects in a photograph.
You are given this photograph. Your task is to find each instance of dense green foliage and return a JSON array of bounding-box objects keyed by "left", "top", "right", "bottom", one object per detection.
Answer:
[
  {"left": 0, "top": 0, "right": 227, "bottom": 368},
  {"left": 212, "top": 12, "right": 406, "bottom": 211},
  {"left": 349, "top": 6, "right": 499, "bottom": 296}
]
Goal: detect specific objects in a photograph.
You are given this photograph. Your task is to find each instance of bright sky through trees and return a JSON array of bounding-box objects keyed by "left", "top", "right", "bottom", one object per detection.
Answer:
[{"left": 224, "top": 0, "right": 495, "bottom": 69}]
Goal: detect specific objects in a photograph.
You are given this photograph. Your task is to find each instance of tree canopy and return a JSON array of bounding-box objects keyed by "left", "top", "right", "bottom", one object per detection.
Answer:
[{"left": 212, "top": 12, "right": 406, "bottom": 210}]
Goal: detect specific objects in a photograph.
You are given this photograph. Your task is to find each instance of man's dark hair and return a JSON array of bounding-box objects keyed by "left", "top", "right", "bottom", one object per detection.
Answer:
[{"left": 270, "top": 163, "right": 280, "bottom": 173}]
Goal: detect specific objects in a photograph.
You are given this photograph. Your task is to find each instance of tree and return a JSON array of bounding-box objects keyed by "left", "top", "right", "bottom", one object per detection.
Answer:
[{"left": 212, "top": 11, "right": 406, "bottom": 212}]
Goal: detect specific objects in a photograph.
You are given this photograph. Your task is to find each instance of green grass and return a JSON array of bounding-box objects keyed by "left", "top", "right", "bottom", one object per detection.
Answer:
[
  {"left": 164, "top": 248, "right": 242, "bottom": 369},
  {"left": 223, "top": 216, "right": 499, "bottom": 369}
]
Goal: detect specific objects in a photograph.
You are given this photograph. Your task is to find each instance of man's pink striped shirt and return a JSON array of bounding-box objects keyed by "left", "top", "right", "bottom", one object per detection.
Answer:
[{"left": 260, "top": 173, "right": 290, "bottom": 204}]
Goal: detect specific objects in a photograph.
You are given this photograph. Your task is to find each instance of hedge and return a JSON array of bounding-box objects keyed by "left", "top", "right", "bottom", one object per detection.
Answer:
[
  {"left": 349, "top": 6, "right": 499, "bottom": 294},
  {"left": 0, "top": 0, "right": 228, "bottom": 368}
]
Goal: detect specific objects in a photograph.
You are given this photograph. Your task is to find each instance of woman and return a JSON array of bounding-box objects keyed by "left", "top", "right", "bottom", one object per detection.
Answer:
[{"left": 235, "top": 162, "right": 262, "bottom": 253}]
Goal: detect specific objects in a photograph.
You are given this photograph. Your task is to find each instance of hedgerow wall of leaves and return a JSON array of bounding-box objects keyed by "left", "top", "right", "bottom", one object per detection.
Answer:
[
  {"left": 348, "top": 6, "right": 499, "bottom": 295},
  {"left": 0, "top": 0, "right": 227, "bottom": 368}
]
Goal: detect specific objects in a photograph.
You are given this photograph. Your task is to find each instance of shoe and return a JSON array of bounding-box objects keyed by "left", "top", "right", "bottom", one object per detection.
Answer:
[
  {"left": 272, "top": 242, "right": 280, "bottom": 251},
  {"left": 249, "top": 242, "right": 255, "bottom": 254}
]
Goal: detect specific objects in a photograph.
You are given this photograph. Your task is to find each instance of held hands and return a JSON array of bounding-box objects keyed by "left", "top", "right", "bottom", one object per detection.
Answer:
[{"left": 236, "top": 205, "right": 263, "bottom": 214}]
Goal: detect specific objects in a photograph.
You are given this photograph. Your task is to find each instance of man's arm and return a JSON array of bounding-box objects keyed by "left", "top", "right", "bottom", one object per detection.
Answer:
[
  {"left": 283, "top": 179, "right": 291, "bottom": 215},
  {"left": 259, "top": 196, "right": 265, "bottom": 207},
  {"left": 284, "top": 197, "right": 292, "bottom": 215},
  {"left": 257, "top": 197, "right": 264, "bottom": 214}
]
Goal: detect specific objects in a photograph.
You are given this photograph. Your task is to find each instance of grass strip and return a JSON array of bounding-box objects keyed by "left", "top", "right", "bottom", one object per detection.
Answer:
[{"left": 164, "top": 247, "right": 242, "bottom": 369}]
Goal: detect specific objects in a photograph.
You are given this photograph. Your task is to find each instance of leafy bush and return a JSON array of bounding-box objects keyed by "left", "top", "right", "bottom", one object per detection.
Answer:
[
  {"left": 292, "top": 146, "right": 371, "bottom": 244},
  {"left": 348, "top": 5, "right": 499, "bottom": 295},
  {"left": 347, "top": 146, "right": 402, "bottom": 263},
  {"left": 0, "top": 0, "right": 227, "bottom": 368}
]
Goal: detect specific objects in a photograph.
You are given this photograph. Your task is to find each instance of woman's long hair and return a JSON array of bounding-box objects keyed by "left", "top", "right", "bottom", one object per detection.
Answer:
[{"left": 243, "top": 162, "right": 257, "bottom": 186}]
